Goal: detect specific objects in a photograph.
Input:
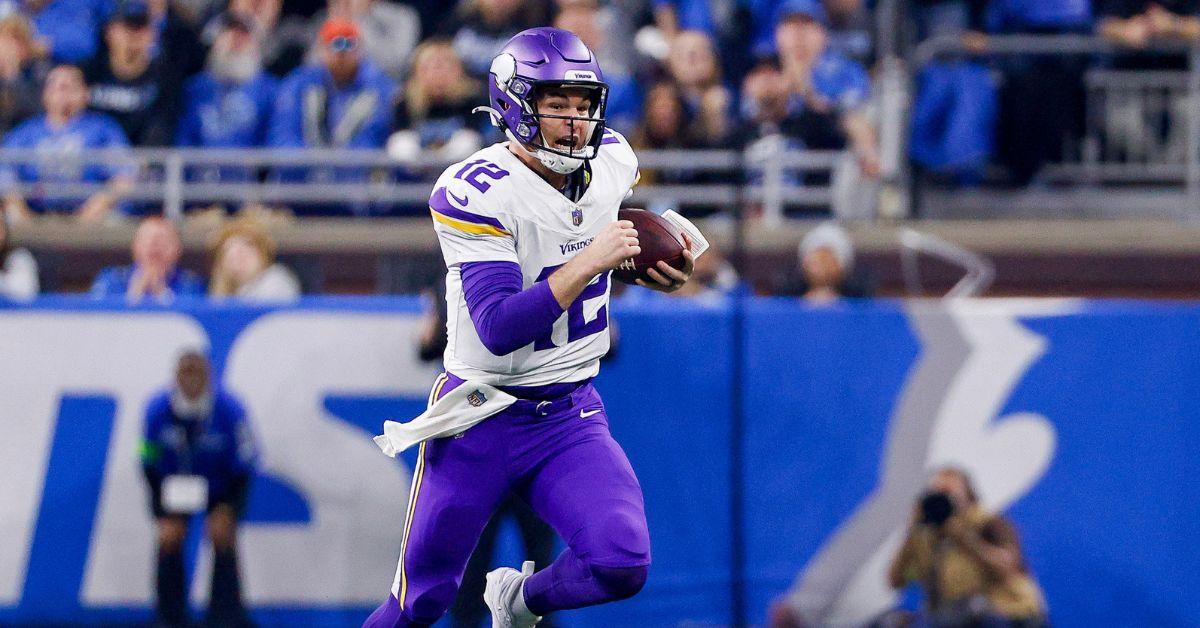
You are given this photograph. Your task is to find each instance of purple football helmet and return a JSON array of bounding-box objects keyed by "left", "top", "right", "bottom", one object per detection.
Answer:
[{"left": 476, "top": 27, "right": 609, "bottom": 174}]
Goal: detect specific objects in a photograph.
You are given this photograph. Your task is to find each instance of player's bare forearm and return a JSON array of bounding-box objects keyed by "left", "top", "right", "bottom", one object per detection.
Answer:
[
  {"left": 548, "top": 256, "right": 601, "bottom": 310},
  {"left": 549, "top": 220, "right": 639, "bottom": 309}
]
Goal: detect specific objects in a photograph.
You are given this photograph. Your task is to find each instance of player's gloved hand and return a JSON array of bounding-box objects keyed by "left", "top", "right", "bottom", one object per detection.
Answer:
[
  {"left": 637, "top": 233, "right": 695, "bottom": 293},
  {"left": 579, "top": 219, "right": 640, "bottom": 274}
]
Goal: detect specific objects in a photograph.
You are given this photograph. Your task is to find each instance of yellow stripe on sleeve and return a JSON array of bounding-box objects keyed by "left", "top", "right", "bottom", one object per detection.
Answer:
[{"left": 430, "top": 209, "right": 511, "bottom": 237}]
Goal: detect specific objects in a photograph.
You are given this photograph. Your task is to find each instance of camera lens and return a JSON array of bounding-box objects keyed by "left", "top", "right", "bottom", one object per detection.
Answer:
[{"left": 920, "top": 491, "right": 955, "bottom": 527}]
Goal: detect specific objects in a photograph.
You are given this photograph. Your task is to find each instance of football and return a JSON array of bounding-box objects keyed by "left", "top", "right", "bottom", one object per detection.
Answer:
[{"left": 613, "top": 208, "right": 688, "bottom": 285}]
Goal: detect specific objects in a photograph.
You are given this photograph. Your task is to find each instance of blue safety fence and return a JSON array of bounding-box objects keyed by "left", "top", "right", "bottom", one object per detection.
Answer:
[{"left": 0, "top": 297, "right": 1196, "bottom": 627}]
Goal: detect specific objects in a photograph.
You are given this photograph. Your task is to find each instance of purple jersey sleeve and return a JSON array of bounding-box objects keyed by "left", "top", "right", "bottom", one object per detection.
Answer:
[{"left": 460, "top": 261, "right": 565, "bottom": 356}]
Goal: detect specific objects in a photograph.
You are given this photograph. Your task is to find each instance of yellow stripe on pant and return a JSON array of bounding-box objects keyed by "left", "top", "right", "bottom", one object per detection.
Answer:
[{"left": 398, "top": 373, "right": 448, "bottom": 608}]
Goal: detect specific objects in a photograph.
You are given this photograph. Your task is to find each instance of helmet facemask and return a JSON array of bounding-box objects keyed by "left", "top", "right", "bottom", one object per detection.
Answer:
[
  {"left": 526, "top": 83, "right": 608, "bottom": 159},
  {"left": 479, "top": 52, "right": 610, "bottom": 174},
  {"left": 507, "top": 83, "right": 608, "bottom": 174}
]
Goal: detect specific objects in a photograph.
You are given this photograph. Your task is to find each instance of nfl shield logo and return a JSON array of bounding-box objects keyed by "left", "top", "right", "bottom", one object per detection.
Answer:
[
  {"left": 571, "top": 207, "right": 583, "bottom": 226},
  {"left": 467, "top": 390, "right": 486, "bottom": 407}
]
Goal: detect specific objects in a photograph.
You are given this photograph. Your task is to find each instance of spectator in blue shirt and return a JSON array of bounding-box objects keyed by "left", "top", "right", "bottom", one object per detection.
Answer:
[
  {"left": 1, "top": 65, "right": 134, "bottom": 223},
  {"left": 269, "top": 17, "right": 396, "bottom": 215},
  {"left": 91, "top": 216, "right": 205, "bottom": 301},
  {"left": 908, "top": 0, "right": 998, "bottom": 183},
  {"left": 140, "top": 350, "right": 257, "bottom": 628},
  {"left": 23, "top": 0, "right": 110, "bottom": 63},
  {"left": 774, "top": 0, "right": 880, "bottom": 178},
  {"left": 177, "top": 12, "right": 278, "bottom": 184}
]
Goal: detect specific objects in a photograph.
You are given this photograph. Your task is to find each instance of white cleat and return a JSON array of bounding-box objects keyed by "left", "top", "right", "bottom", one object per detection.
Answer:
[{"left": 484, "top": 560, "right": 541, "bottom": 628}]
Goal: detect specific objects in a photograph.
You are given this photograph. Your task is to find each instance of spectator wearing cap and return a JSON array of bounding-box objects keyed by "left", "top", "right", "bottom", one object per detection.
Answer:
[
  {"left": 386, "top": 39, "right": 482, "bottom": 167},
  {"left": 796, "top": 222, "right": 873, "bottom": 302},
  {"left": 774, "top": 0, "right": 880, "bottom": 179},
  {"left": 1, "top": 65, "right": 133, "bottom": 223},
  {"left": 91, "top": 216, "right": 205, "bottom": 302},
  {"left": 440, "top": 0, "right": 545, "bottom": 77},
  {"left": 177, "top": 12, "right": 278, "bottom": 184},
  {"left": 0, "top": 13, "right": 49, "bottom": 136},
  {"left": 84, "top": 0, "right": 185, "bottom": 146},
  {"left": 268, "top": 18, "right": 396, "bottom": 215},
  {"left": 303, "top": 0, "right": 421, "bottom": 80},
  {"left": 22, "top": 0, "right": 109, "bottom": 63}
]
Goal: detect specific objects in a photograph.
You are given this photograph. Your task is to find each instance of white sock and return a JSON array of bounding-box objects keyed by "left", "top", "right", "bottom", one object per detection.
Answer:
[{"left": 514, "top": 581, "right": 538, "bottom": 620}]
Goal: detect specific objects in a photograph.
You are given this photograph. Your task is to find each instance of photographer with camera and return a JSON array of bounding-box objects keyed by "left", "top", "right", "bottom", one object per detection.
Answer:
[{"left": 888, "top": 467, "right": 1047, "bottom": 627}]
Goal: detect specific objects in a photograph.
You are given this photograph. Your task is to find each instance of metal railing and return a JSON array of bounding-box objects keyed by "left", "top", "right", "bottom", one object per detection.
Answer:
[
  {"left": 906, "top": 33, "right": 1200, "bottom": 215},
  {"left": 0, "top": 145, "right": 851, "bottom": 223}
]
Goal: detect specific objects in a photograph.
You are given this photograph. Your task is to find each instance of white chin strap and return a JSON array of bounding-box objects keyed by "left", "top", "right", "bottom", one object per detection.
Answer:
[{"left": 505, "top": 129, "right": 588, "bottom": 175}]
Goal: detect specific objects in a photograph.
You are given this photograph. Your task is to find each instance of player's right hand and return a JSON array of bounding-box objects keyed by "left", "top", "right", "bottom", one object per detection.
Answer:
[{"left": 581, "top": 220, "right": 640, "bottom": 273}]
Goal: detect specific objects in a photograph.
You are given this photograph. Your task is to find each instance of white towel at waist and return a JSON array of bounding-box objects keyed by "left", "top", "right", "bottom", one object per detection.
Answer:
[{"left": 373, "top": 381, "right": 517, "bottom": 457}]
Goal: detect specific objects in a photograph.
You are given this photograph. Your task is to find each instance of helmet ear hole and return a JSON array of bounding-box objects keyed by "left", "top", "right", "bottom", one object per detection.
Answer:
[{"left": 497, "top": 99, "right": 509, "bottom": 111}]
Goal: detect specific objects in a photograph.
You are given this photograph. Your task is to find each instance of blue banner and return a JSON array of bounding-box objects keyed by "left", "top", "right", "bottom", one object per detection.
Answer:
[
  {"left": 741, "top": 299, "right": 1200, "bottom": 627},
  {"left": 1, "top": 297, "right": 1196, "bottom": 627}
]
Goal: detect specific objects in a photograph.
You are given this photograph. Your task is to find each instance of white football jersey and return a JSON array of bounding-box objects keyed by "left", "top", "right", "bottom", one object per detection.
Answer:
[{"left": 429, "top": 128, "right": 639, "bottom": 387}]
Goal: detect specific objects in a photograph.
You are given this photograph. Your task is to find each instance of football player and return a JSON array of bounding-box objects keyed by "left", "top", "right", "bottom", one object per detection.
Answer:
[{"left": 364, "top": 27, "right": 694, "bottom": 628}]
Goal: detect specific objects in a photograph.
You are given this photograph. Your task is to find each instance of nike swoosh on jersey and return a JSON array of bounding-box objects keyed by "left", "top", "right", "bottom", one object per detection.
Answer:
[
  {"left": 448, "top": 191, "right": 469, "bottom": 207},
  {"left": 580, "top": 409, "right": 603, "bottom": 418}
]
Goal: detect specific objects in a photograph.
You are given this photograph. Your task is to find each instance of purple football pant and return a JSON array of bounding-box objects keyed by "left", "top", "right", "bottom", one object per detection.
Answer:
[{"left": 363, "top": 373, "right": 651, "bottom": 627}]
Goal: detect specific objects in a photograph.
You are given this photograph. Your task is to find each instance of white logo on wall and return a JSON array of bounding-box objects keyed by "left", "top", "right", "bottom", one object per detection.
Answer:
[
  {"left": 783, "top": 299, "right": 1077, "bottom": 626},
  {"left": 0, "top": 311, "right": 437, "bottom": 609}
]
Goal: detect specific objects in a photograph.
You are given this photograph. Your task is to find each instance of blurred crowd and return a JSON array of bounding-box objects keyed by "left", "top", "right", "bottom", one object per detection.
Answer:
[
  {"left": 0, "top": 0, "right": 886, "bottom": 221},
  {"left": 0, "top": 0, "right": 1194, "bottom": 221},
  {"left": 0, "top": 0, "right": 1195, "bottom": 298}
]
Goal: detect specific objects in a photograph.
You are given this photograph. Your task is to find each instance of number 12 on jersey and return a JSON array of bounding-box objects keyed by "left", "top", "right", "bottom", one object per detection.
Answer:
[{"left": 533, "top": 266, "right": 610, "bottom": 351}]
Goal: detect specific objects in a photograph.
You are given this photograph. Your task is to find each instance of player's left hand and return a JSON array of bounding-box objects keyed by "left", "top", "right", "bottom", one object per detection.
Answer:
[{"left": 636, "top": 233, "right": 695, "bottom": 293}]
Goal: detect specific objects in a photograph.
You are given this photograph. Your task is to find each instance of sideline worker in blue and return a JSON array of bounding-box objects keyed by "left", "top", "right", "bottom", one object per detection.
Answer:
[{"left": 141, "top": 350, "right": 258, "bottom": 628}]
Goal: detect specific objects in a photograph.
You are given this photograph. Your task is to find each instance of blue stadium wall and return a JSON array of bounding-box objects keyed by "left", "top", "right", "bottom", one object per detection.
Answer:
[{"left": 0, "top": 297, "right": 1196, "bottom": 627}]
